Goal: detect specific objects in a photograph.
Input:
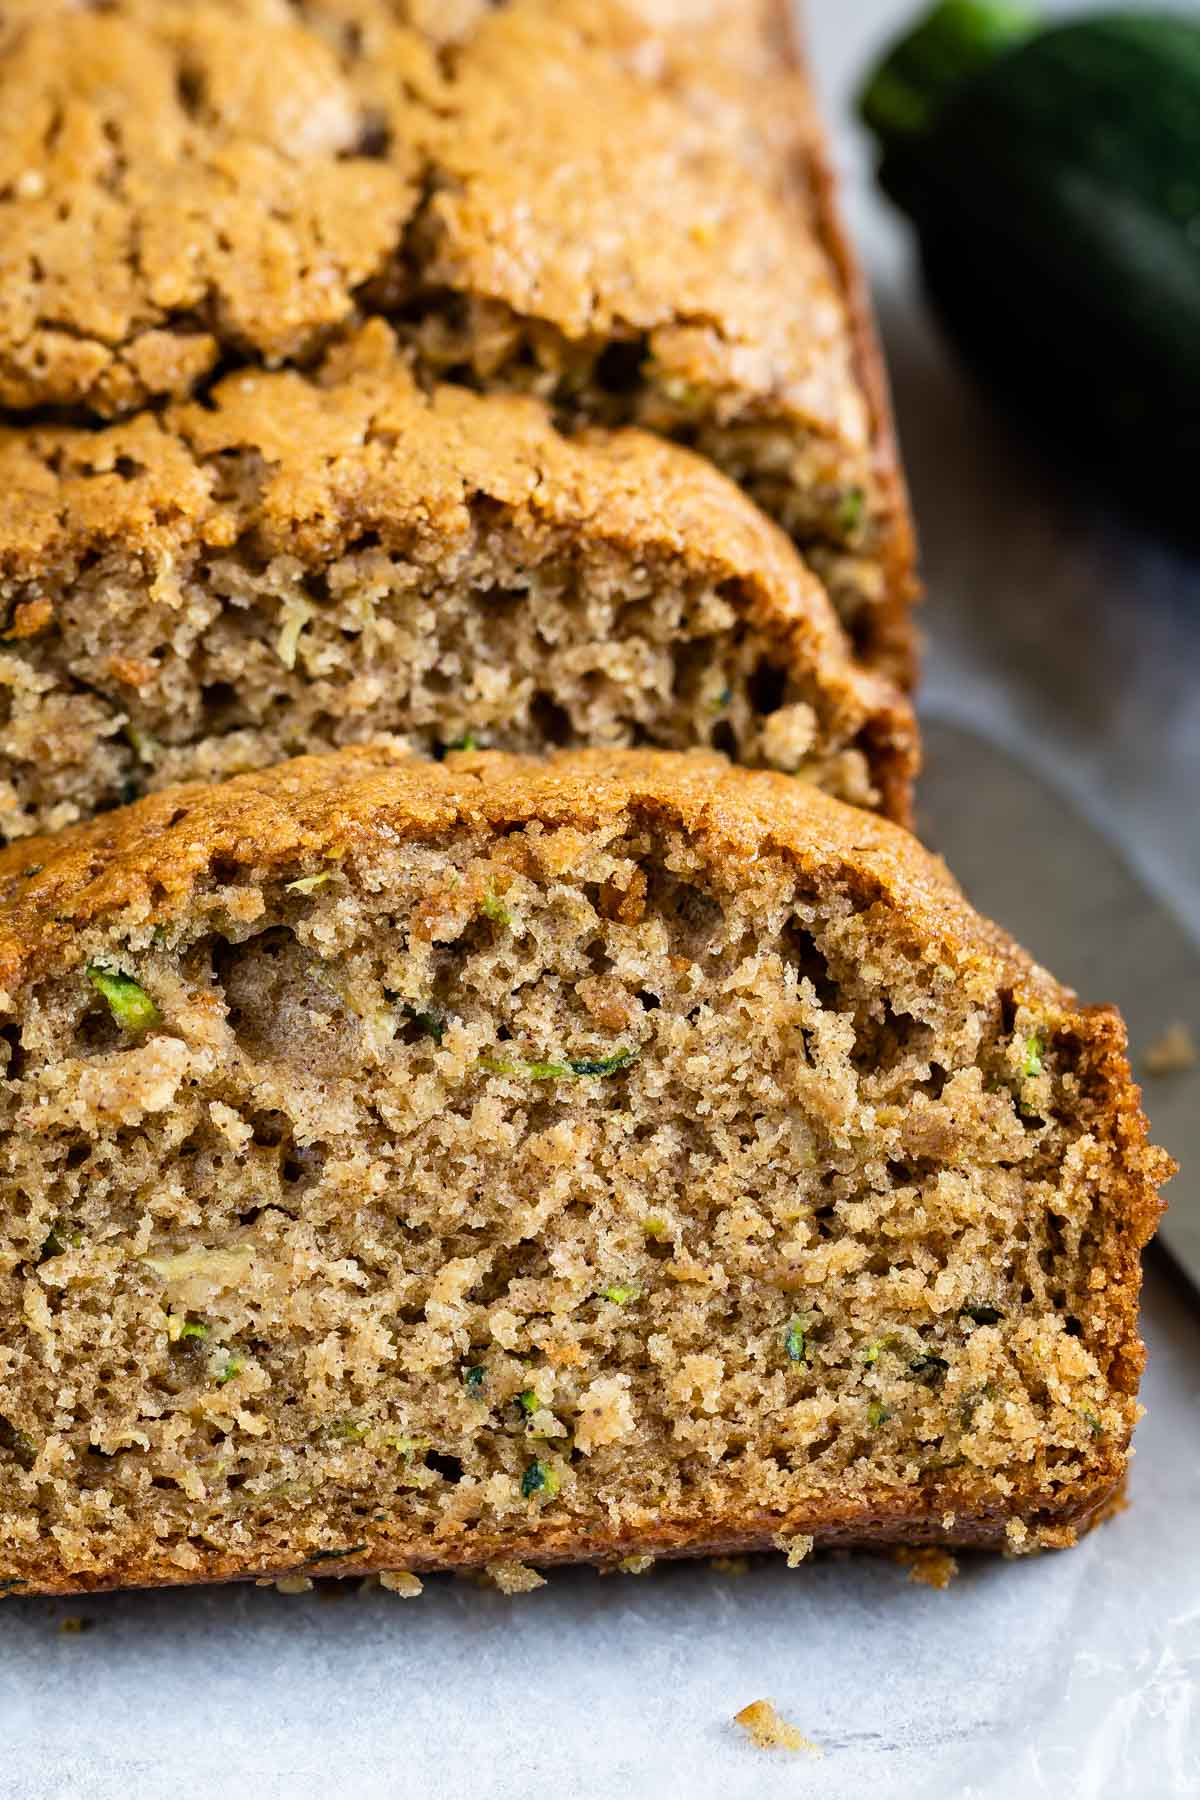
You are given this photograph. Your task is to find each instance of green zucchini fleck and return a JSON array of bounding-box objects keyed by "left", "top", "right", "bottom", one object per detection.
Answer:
[
  {"left": 463, "top": 1364, "right": 487, "bottom": 1391},
  {"left": 38, "top": 1228, "right": 65, "bottom": 1263},
  {"left": 867, "top": 1401, "right": 891, "bottom": 1429},
  {"left": 651, "top": 369, "right": 707, "bottom": 413},
  {"left": 785, "top": 1320, "right": 808, "bottom": 1364},
  {"left": 165, "top": 1312, "right": 208, "bottom": 1345},
  {"left": 286, "top": 872, "right": 335, "bottom": 895},
  {"left": 402, "top": 1004, "right": 445, "bottom": 1044},
  {"left": 1022, "top": 1032, "right": 1044, "bottom": 1079},
  {"left": 480, "top": 892, "right": 513, "bottom": 927},
  {"left": 446, "top": 732, "right": 480, "bottom": 752},
  {"left": 567, "top": 1048, "right": 638, "bottom": 1077},
  {"left": 521, "top": 1459, "right": 560, "bottom": 1500},
  {"left": 379, "top": 1435, "right": 427, "bottom": 1459},
  {"left": 37, "top": 1221, "right": 81, "bottom": 1263},
  {"left": 835, "top": 486, "right": 866, "bottom": 537},
  {"left": 478, "top": 1047, "right": 638, "bottom": 1081},
  {"left": 307, "top": 1545, "right": 366, "bottom": 1564},
  {"left": 599, "top": 1282, "right": 638, "bottom": 1306},
  {"left": 216, "top": 1352, "right": 244, "bottom": 1386},
  {"left": 123, "top": 721, "right": 159, "bottom": 767},
  {"left": 86, "top": 965, "right": 161, "bottom": 1033},
  {"left": 516, "top": 1389, "right": 539, "bottom": 1414}
]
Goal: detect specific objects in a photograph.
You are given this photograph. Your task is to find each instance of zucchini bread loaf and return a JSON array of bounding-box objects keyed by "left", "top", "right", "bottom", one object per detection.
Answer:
[
  {"left": 0, "top": 748, "right": 1168, "bottom": 1595},
  {"left": 0, "top": 0, "right": 915, "bottom": 674},
  {"left": 0, "top": 323, "right": 915, "bottom": 843}
]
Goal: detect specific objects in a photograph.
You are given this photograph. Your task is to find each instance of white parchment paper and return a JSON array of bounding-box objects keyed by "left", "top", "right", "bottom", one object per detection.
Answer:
[{"left": 2, "top": 4, "right": 1198, "bottom": 1795}]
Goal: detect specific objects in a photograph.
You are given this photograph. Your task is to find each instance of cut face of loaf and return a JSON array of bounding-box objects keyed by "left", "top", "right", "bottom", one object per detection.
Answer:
[
  {"left": 0, "top": 0, "right": 914, "bottom": 672},
  {"left": 0, "top": 324, "right": 916, "bottom": 843},
  {"left": 0, "top": 748, "right": 1168, "bottom": 1596}
]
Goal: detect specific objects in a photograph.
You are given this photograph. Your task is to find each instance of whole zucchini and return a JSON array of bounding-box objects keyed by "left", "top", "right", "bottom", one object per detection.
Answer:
[{"left": 860, "top": 4, "right": 1200, "bottom": 529}]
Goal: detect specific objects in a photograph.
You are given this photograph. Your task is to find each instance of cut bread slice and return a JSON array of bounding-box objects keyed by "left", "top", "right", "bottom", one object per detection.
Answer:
[
  {"left": 0, "top": 323, "right": 916, "bottom": 842},
  {"left": 0, "top": 0, "right": 915, "bottom": 673},
  {"left": 0, "top": 747, "right": 1168, "bottom": 1596}
]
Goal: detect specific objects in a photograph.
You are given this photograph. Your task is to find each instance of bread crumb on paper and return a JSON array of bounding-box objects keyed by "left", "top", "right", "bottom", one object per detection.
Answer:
[
  {"left": 617, "top": 1554, "right": 656, "bottom": 1576},
  {"left": 487, "top": 1560, "right": 546, "bottom": 1595},
  {"left": 380, "top": 1570, "right": 423, "bottom": 1598},
  {"left": 734, "top": 1699, "right": 821, "bottom": 1755},
  {"left": 773, "top": 1531, "right": 815, "bottom": 1568},
  {"left": 892, "top": 1546, "right": 958, "bottom": 1591},
  {"left": 1143, "top": 1023, "right": 1197, "bottom": 1076}
]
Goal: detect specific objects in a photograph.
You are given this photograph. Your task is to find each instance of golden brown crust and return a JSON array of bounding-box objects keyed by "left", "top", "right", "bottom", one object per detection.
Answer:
[
  {"left": 0, "top": 2, "right": 857, "bottom": 430},
  {"left": 0, "top": 746, "right": 1029, "bottom": 996},
  {"left": 0, "top": 0, "right": 418, "bottom": 413},
  {"left": 0, "top": 320, "right": 887, "bottom": 604},
  {"left": 791, "top": 33, "right": 921, "bottom": 687},
  {"left": 2, "top": 1467, "right": 1122, "bottom": 1598}
]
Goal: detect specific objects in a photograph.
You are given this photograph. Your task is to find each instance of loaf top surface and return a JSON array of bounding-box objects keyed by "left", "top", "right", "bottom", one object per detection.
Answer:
[
  {"left": 0, "top": 0, "right": 860, "bottom": 443},
  {"left": 0, "top": 744, "right": 1085, "bottom": 1016}
]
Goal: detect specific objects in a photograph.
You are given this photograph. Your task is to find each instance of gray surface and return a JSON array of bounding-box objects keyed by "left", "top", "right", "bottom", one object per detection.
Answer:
[
  {"left": 920, "top": 722, "right": 1200, "bottom": 1286},
  {"left": 3, "top": 3, "right": 1199, "bottom": 1795}
]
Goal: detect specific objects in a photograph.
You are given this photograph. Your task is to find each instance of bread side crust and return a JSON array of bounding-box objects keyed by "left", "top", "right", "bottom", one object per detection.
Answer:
[
  {"left": 776, "top": 0, "right": 920, "bottom": 687},
  {"left": 3, "top": 1470, "right": 1123, "bottom": 1598}
]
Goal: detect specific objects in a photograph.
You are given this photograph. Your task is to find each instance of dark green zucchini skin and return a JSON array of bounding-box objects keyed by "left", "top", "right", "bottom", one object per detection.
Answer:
[{"left": 864, "top": 12, "right": 1200, "bottom": 532}]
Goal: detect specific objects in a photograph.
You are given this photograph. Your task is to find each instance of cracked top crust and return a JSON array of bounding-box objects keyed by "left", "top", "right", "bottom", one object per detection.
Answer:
[
  {"left": 0, "top": 744, "right": 1077, "bottom": 1002},
  {"left": 0, "top": 317, "right": 868, "bottom": 599},
  {"left": 0, "top": 0, "right": 419, "bottom": 414},
  {"left": 0, "top": 1, "right": 847, "bottom": 418}
]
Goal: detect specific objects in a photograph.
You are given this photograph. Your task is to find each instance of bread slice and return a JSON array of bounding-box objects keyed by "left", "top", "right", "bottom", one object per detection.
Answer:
[
  {"left": 0, "top": 747, "right": 1168, "bottom": 1596},
  {"left": 0, "top": 322, "right": 916, "bottom": 843},
  {"left": 0, "top": 0, "right": 915, "bottom": 674}
]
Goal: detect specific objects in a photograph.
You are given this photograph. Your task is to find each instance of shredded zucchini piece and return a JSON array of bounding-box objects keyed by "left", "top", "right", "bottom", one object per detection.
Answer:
[{"left": 86, "top": 965, "right": 161, "bottom": 1032}]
